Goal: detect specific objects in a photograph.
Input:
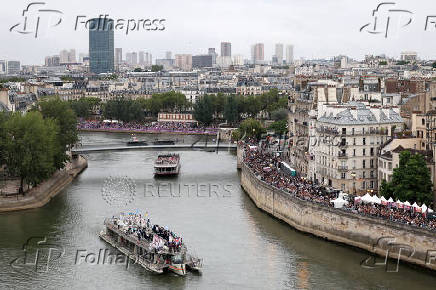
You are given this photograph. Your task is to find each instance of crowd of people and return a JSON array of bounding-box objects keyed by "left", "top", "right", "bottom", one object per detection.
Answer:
[
  {"left": 78, "top": 120, "right": 218, "bottom": 134},
  {"left": 242, "top": 142, "right": 436, "bottom": 232},
  {"left": 111, "top": 213, "right": 183, "bottom": 253},
  {"left": 155, "top": 154, "right": 179, "bottom": 165}
]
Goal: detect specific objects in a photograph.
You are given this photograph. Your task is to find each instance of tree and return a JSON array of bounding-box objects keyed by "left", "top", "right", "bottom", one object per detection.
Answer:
[
  {"left": 38, "top": 98, "right": 78, "bottom": 152},
  {"left": 0, "top": 112, "right": 10, "bottom": 166},
  {"left": 239, "top": 118, "right": 265, "bottom": 139},
  {"left": 271, "top": 108, "right": 288, "bottom": 121},
  {"left": 2, "top": 112, "right": 61, "bottom": 193},
  {"left": 151, "top": 65, "right": 163, "bottom": 72},
  {"left": 433, "top": 61, "right": 436, "bottom": 69},
  {"left": 193, "top": 95, "right": 214, "bottom": 125},
  {"left": 224, "top": 95, "right": 239, "bottom": 125},
  {"left": 134, "top": 68, "right": 143, "bottom": 72},
  {"left": 380, "top": 150, "right": 433, "bottom": 205},
  {"left": 268, "top": 119, "right": 288, "bottom": 135}
]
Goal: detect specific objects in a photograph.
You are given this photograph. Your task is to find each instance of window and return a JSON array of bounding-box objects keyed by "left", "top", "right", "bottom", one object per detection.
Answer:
[
  {"left": 353, "top": 149, "right": 356, "bottom": 156},
  {"left": 370, "top": 181, "right": 374, "bottom": 188},
  {"left": 388, "top": 162, "right": 392, "bottom": 170},
  {"left": 353, "top": 138, "right": 356, "bottom": 145},
  {"left": 370, "top": 159, "right": 374, "bottom": 168},
  {"left": 370, "top": 148, "right": 374, "bottom": 156},
  {"left": 362, "top": 181, "right": 366, "bottom": 189},
  {"left": 341, "top": 172, "right": 346, "bottom": 179},
  {"left": 363, "top": 138, "right": 366, "bottom": 145},
  {"left": 363, "top": 171, "right": 366, "bottom": 178},
  {"left": 422, "top": 118, "right": 425, "bottom": 125},
  {"left": 363, "top": 160, "right": 366, "bottom": 168},
  {"left": 363, "top": 149, "right": 366, "bottom": 156},
  {"left": 370, "top": 171, "right": 374, "bottom": 178}
]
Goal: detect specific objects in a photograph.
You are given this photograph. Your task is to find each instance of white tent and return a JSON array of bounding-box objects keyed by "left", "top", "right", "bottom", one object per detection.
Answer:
[
  {"left": 381, "top": 196, "right": 387, "bottom": 202},
  {"left": 429, "top": 208, "right": 434, "bottom": 213},
  {"left": 422, "top": 204, "right": 428, "bottom": 213},
  {"left": 412, "top": 202, "right": 420, "bottom": 209},
  {"left": 403, "top": 201, "right": 411, "bottom": 207},
  {"left": 387, "top": 197, "right": 394, "bottom": 203},
  {"left": 361, "top": 193, "right": 373, "bottom": 203},
  {"left": 331, "top": 197, "right": 348, "bottom": 209},
  {"left": 372, "top": 195, "right": 381, "bottom": 204}
]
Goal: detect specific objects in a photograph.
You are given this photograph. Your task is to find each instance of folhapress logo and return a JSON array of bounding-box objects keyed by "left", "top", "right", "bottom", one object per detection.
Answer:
[
  {"left": 9, "top": 2, "right": 63, "bottom": 38},
  {"left": 10, "top": 2, "right": 166, "bottom": 38}
]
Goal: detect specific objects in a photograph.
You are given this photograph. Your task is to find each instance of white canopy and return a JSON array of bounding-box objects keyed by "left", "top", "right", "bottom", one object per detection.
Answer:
[
  {"left": 381, "top": 196, "right": 387, "bottom": 202},
  {"left": 387, "top": 197, "right": 394, "bottom": 203},
  {"left": 412, "top": 202, "right": 420, "bottom": 209},
  {"left": 396, "top": 199, "right": 403, "bottom": 205},
  {"left": 361, "top": 193, "right": 373, "bottom": 203},
  {"left": 372, "top": 195, "right": 381, "bottom": 204},
  {"left": 422, "top": 204, "right": 428, "bottom": 213},
  {"left": 331, "top": 197, "right": 348, "bottom": 209},
  {"left": 403, "top": 201, "right": 411, "bottom": 206},
  {"left": 429, "top": 208, "right": 434, "bottom": 213}
]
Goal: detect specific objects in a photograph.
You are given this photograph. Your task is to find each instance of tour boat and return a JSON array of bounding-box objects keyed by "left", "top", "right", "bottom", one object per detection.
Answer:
[
  {"left": 154, "top": 154, "right": 180, "bottom": 176},
  {"left": 127, "top": 135, "right": 148, "bottom": 146},
  {"left": 99, "top": 214, "right": 202, "bottom": 276}
]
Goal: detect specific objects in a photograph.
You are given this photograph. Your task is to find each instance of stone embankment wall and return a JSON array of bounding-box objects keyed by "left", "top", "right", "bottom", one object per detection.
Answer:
[
  {"left": 0, "top": 156, "right": 88, "bottom": 213},
  {"left": 240, "top": 160, "right": 436, "bottom": 271}
]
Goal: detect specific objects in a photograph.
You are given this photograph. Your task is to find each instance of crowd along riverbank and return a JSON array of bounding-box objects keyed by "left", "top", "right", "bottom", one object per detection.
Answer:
[{"left": 237, "top": 145, "right": 436, "bottom": 272}]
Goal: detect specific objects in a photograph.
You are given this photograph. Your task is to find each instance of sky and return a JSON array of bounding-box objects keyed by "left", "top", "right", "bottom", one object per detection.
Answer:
[{"left": 1, "top": 0, "right": 436, "bottom": 65}]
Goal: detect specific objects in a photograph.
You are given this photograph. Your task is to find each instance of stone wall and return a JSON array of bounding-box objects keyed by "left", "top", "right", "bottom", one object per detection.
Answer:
[
  {"left": 0, "top": 156, "right": 88, "bottom": 213},
  {"left": 240, "top": 162, "right": 436, "bottom": 271}
]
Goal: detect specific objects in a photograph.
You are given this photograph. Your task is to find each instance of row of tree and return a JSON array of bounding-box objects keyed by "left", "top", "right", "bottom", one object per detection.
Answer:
[{"left": 0, "top": 98, "right": 78, "bottom": 193}]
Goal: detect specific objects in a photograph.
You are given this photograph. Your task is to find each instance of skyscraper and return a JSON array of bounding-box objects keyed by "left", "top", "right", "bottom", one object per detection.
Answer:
[
  {"left": 175, "top": 54, "right": 192, "bottom": 71},
  {"left": 275, "top": 43, "right": 283, "bottom": 65},
  {"left": 221, "top": 42, "right": 231, "bottom": 57},
  {"left": 251, "top": 43, "right": 264, "bottom": 64},
  {"left": 115, "top": 48, "right": 123, "bottom": 66},
  {"left": 286, "top": 45, "right": 294, "bottom": 64},
  {"left": 131, "top": 52, "right": 138, "bottom": 65},
  {"left": 165, "top": 51, "right": 172, "bottom": 60},
  {"left": 89, "top": 18, "right": 114, "bottom": 74},
  {"left": 139, "top": 51, "right": 145, "bottom": 65},
  {"left": 59, "top": 50, "right": 69, "bottom": 64},
  {"left": 208, "top": 48, "right": 217, "bottom": 65}
]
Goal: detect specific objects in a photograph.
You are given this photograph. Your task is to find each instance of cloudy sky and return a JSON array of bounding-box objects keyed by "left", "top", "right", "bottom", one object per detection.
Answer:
[{"left": 1, "top": 0, "right": 436, "bottom": 65}]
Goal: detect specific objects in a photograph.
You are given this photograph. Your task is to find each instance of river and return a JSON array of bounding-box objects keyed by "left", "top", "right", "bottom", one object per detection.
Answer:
[{"left": 1, "top": 132, "right": 435, "bottom": 290}]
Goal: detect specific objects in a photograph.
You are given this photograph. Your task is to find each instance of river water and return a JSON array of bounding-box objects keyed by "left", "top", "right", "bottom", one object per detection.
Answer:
[{"left": 1, "top": 132, "right": 436, "bottom": 290}]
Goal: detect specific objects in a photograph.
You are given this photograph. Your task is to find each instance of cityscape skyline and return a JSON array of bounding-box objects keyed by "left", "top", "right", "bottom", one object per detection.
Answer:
[{"left": 2, "top": 0, "right": 436, "bottom": 65}]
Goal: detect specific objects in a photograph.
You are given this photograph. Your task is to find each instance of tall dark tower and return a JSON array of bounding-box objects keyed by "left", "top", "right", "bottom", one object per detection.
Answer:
[{"left": 89, "top": 18, "right": 114, "bottom": 74}]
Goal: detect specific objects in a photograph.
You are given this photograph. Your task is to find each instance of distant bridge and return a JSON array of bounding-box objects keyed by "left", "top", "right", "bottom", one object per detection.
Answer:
[{"left": 71, "top": 142, "right": 237, "bottom": 154}]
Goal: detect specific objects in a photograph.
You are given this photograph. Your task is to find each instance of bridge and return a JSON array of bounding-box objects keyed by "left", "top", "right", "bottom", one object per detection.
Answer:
[{"left": 71, "top": 142, "right": 237, "bottom": 154}]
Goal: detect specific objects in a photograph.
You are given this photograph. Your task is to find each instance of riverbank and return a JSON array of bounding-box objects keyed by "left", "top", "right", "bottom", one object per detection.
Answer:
[
  {"left": 239, "top": 159, "right": 436, "bottom": 271},
  {"left": 78, "top": 128, "right": 218, "bottom": 136},
  {"left": 0, "top": 156, "right": 88, "bottom": 213}
]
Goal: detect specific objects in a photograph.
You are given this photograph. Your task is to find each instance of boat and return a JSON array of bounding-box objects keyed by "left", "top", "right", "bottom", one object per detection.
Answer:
[
  {"left": 153, "top": 140, "right": 175, "bottom": 145},
  {"left": 99, "top": 214, "right": 202, "bottom": 276},
  {"left": 127, "top": 135, "right": 148, "bottom": 146},
  {"left": 154, "top": 154, "right": 180, "bottom": 176}
]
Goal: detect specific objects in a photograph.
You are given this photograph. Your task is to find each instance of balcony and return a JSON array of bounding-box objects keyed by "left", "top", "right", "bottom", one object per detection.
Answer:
[{"left": 338, "top": 165, "right": 348, "bottom": 171}]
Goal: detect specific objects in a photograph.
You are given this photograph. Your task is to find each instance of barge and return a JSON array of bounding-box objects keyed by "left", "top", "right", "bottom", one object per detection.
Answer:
[{"left": 99, "top": 214, "right": 202, "bottom": 276}]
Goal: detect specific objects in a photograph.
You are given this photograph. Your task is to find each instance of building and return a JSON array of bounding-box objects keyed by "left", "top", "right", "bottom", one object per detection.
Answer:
[
  {"left": 45, "top": 55, "right": 60, "bottom": 66},
  {"left": 0, "top": 60, "right": 6, "bottom": 74},
  {"left": 275, "top": 43, "right": 284, "bottom": 65},
  {"left": 286, "top": 45, "right": 294, "bottom": 64},
  {"left": 192, "top": 55, "right": 213, "bottom": 68},
  {"left": 175, "top": 54, "right": 192, "bottom": 71},
  {"left": 309, "top": 102, "right": 404, "bottom": 195},
  {"left": 89, "top": 18, "right": 114, "bottom": 74},
  {"left": 232, "top": 55, "right": 244, "bottom": 66},
  {"left": 251, "top": 43, "right": 264, "bottom": 64},
  {"left": 208, "top": 48, "right": 217, "bottom": 65},
  {"left": 139, "top": 51, "right": 145, "bottom": 65},
  {"left": 221, "top": 42, "right": 231, "bottom": 57},
  {"left": 156, "top": 59, "right": 174, "bottom": 70},
  {"left": 6, "top": 61, "right": 21, "bottom": 75},
  {"left": 158, "top": 113, "right": 196, "bottom": 123},
  {"left": 165, "top": 51, "right": 172, "bottom": 60},
  {"left": 400, "top": 51, "right": 418, "bottom": 62},
  {"left": 115, "top": 48, "right": 123, "bottom": 66}
]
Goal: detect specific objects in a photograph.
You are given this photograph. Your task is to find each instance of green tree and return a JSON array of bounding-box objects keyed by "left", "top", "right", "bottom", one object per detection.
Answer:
[
  {"left": 193, "top": 95, "right": 214, "bottom": 125},
  {"left": 224, "top": 95, "right": 239, "bottom": 125},
  {"left": 380, "top": 151, "right": 433, "bottom": 205},
  {"left": 239, "top": 118, "right": 265, "bottom": 139},
  {"left": 268, "top": 119, "right": 288, "bottom": 135},
  {"left": 271, "top": 108, "right": 288, "bottom": 121},
  {"left": 38, "top": 98, "right": 78, "bottom": 152},
  {"left": 2, "top": 112, "right": 61, "bottom": 193},
  {"left": 433, "top": 61, "right": 436, "bottom": 69},
  {"left": 151, "top": 65, "right": 164, "bottom": 72}
]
